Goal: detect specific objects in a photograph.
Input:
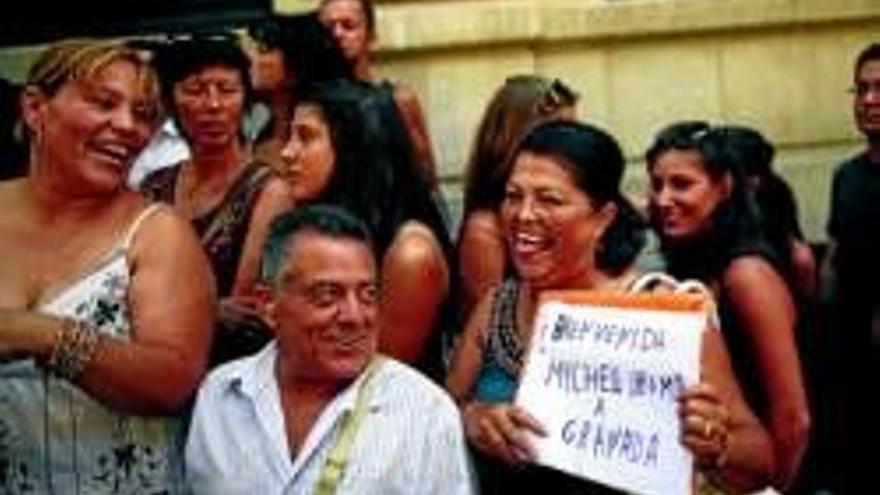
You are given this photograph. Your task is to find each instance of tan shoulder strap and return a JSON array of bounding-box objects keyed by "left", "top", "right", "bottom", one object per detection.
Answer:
[
  {"left": 121, "top": 203, "right": 164, "bottom": 250},
  {"left": 313, "top": 356, "right": 386, "bottom": 495}
]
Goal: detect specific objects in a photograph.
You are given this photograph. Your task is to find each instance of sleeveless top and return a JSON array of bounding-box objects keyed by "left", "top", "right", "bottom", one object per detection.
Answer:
[
  {"left": 0, "top": 204, "right": 187, "bottom": 495},
  {"left": 474, "top": 278, "right": 523, "bottom": 403},
  {"left": 140, "top": 160, "right": 272, "bottom": 298}
]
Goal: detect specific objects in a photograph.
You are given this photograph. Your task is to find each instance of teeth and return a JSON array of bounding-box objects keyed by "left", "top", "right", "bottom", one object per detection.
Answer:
[
  {"left": 513, "top": 232, "right": 544, "bottom": 254},
  {"left": 94, "top": 143, "right": 131, "bottom": 161},
  {"left": 516, "top": 232, "right": 543, "bottom": 244}
]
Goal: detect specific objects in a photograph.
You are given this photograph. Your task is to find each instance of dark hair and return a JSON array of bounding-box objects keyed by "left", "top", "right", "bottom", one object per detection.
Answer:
[
  {"left": 718, "top": 125, "right": 775, "bottom": 179},
  {"left": 645, "top": 121, "right": 782, "bottom": 281},
  {"left": 855, "top": 42, "right": 880, "bottom": 77},
  {"left": 153, "top": 33, "right": 253, "bottom": 124},
  {"left": 260, "top": 204, "right": 373, "bottom": 287},
  {"left": 297, "top": 80, "right": 452, "bottom": 260},
  {"left": 645, "top": 120, "right": 740, "bottom": 183},
  {"left": 320, "top": 0, "right": 376, "bottom": 36},
  {"left": 512, "top": 120, "right": 646, "bottom": 274},
  {"left": 719, "top": 124, "right": 804, "bottom": 244},
  {"left": 463, "top": 75, "right": 578, "bottom": 214},
  {"left": 248, "top": 12, "right": 353, "bottom": 91}
]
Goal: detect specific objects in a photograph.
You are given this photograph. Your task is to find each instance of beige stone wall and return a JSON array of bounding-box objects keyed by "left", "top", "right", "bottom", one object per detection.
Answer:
[{"left": 277, "top": 0, "right": 879, "bottom": 240}]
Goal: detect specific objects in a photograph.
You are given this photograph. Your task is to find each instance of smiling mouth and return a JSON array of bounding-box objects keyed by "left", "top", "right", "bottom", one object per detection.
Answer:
[
  {"left": 328, "top": 331, "right": 369, "bottom": 350},
  {"left": 90, "top": 142, "right": 134, "bottom": 168},
  {"left": 511, "top": 231, "right": 549, "bottom": 257}
]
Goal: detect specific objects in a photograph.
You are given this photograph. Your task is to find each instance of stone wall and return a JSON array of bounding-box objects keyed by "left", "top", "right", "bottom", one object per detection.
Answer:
[{"left": 277, "top": 0, "right": 879, "bottom": 239}]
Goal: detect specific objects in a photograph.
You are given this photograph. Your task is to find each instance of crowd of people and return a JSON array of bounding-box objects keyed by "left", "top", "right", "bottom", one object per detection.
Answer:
[{"left": 0, "top": 0, "right": 876, "bottom": 493}]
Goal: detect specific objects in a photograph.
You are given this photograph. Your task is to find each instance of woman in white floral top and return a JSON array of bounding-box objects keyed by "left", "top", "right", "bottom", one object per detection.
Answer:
[{"left": 0, "top": 38, "right": 214, "bottom": 494}]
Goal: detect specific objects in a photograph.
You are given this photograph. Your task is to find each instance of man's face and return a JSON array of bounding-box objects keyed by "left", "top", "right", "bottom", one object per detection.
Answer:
[
  {"left": 854, "top": 59, "right": 880, "bottom": 138},
  {"left": 270, "top": 231, "right": 379, "bottom": 382}
]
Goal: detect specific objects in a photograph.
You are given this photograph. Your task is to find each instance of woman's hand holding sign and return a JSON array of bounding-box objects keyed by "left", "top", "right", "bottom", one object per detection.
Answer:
[
  {"left": 679, "top": 382, "right": 732, "bottom": 469},
  {"left": 463, "top": 402, "right": 546, "bottom": 465}
]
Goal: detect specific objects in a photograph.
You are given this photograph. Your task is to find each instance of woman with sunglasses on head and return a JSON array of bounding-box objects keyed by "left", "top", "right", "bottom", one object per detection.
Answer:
[
  {"left": 447, "top": 119, "right": 775, "bottom": 494},
  {"left": 141, "top": 36, "right": 295, "bottom": 365},
  {"left": 458, "top": 75, "right": 578, "bottom": 318},
  {"left": 646, "top": 121, "right": 811, "bottom": 491}
]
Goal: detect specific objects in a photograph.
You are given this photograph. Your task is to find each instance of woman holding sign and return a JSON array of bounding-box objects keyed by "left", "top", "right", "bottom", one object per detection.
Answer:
[{"left": 446, "top": 120, "right": 775, "bottom": 494}]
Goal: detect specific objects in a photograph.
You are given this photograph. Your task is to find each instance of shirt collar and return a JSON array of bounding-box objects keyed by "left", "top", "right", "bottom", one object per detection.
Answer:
[
  {"left": 163, "top": 119, "right": 182, "bottom": 136},
  {"left": 225, "top": 341, "right": 278, "bottom": 399},
  {"left": 226, "top": 344, "right": 387, "bottom": 411}
]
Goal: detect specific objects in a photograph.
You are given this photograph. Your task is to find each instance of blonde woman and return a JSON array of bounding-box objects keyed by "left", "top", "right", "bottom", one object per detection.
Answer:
[{"left": 0, "top": 39, "right": 214, "bottom": 494}]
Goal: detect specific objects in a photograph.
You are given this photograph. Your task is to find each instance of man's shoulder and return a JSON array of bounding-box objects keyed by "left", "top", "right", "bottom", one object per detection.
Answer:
[
  {"left": 834, "top": 150, "right": 872, "bottom": 177},
  {"left": 199, "top": 346, "right": 275, "bottom": 398}
]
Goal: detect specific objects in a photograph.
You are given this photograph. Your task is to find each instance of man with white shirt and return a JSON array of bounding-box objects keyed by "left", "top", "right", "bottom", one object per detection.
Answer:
[{"left": 185, "top": 204, "right": 474, "bottom": 495}]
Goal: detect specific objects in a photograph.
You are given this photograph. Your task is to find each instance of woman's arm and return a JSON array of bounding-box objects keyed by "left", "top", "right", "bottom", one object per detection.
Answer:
[
  {"left": 724, "top": 256, "right": 811, "bottom": 490},
  {"left": 790, "top": 239, "right": 818, "bottom": 302},
  {"left": 232, "top": 175, "right": 296, "bottom": 297},
  {"left": 445, "top": 288, "right": 493, "bottom": 403},
  {"left": 683, "top": 321, "right": 776, "bottom": 493},
  {"left": 86, "top": 206, "right": 215, "bottom": 414},
  {"left": 445, "top": 289, "right": 545, "bottom": 465},
  {"left": 458, "top": 210, "right": 507, "bottom": 319},
  {"left": 379, "top": 221, "right": 449, "bottom": 365},
  {"left": 392, "top": 83, "right": 438, "bottom": 188},
  {"left": 0, "top": 207, "right": 215, "bottom": 415}
]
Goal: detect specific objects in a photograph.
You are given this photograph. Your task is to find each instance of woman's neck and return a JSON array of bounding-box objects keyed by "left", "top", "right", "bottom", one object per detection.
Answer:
[
  {"left": 189, "top": 142, "right": 247, "bottom": 180},
  {"left": 354, "top": 58, "right": 375, "bottom": 82},
  {"left": 26, "top": 166, "right": 122, "bottom": 223},
  {"left": 276, "top": 357, "right": 349, "bottom": 405}
]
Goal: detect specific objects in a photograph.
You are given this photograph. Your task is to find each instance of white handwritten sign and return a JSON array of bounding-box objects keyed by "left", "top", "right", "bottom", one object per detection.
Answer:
[{"left": 514, "top": 291, "right": 706, "bottom": 495}]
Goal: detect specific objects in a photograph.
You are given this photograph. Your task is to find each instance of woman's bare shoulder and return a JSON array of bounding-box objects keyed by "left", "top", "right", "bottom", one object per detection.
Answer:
[
  {"left": 724, "top": 255, "right": 785, "bottom": 290},
  {"left": 461, "top": 210, "right": 502, "bottom": 237},
  {"left": 384, "top": 221, "right": 450, "bottom": 293},
  {"left": 388, "top": 221, "right": 445, "bottom": 262},
  {"left": 0, "top": 179, "right": 28, "bottom": 221},
  {"left": 127, "top": 201, "right": 203, "bottom": 260}
]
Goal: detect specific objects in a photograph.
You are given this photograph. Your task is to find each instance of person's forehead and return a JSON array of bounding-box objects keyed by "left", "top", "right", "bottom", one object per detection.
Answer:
[
  {"left": 180, "top": 65, "right": 242, "bottom": 82},
  {"left": 283, "top": 232, "right": 375, "bottom": 278},
  {"left": 321, "top": 0, "right": 366, "bottom": 19},
  {"left": 294, "top": 103, "right": 326, "bottom": 122},
  {"left": 858, "top": 59, "right": 880, "bottom": 78}
]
